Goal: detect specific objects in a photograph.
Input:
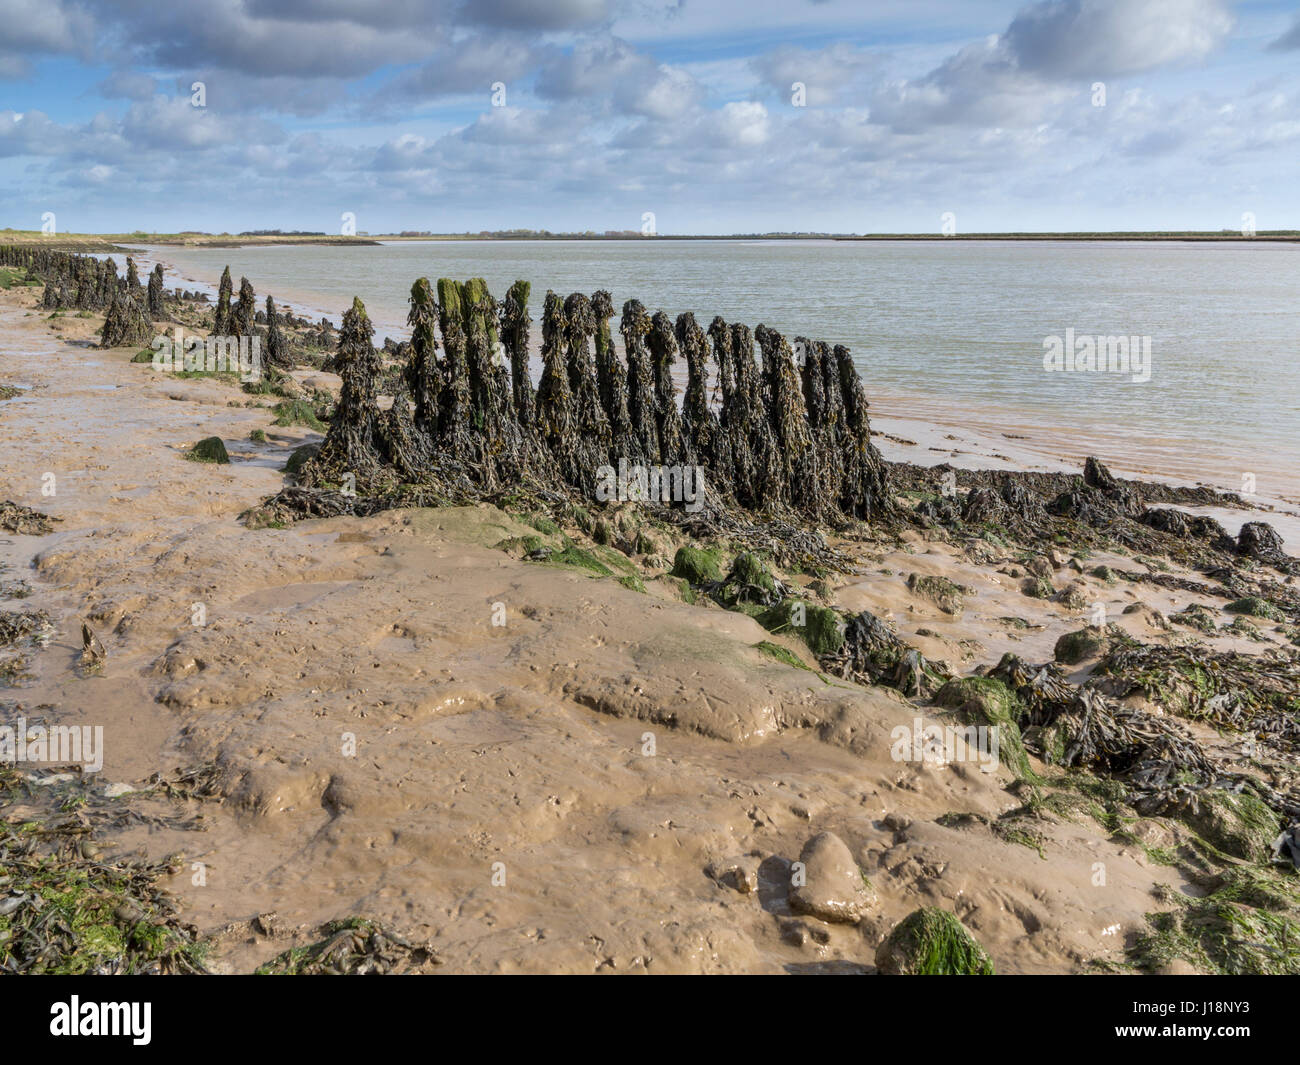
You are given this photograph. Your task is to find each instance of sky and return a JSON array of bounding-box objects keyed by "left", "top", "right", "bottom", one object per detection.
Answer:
[{"left": 1, "top": 0, "right": 1298, "bottom": 235}]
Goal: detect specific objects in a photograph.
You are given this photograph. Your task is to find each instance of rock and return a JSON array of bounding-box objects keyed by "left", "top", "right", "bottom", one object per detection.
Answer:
[
  {"left": 1055, "top": 580, "right": 1089, "bottom": 612},
  {"left": 1054, "top": 627, "right": 1108, "bottom": 664},
  {"left": 756, "top": 598, "right": 845, "bottom": 655},
  {"left": 254, "top": 912, "right": 281, "bottom": 937},
  {"left": 875, "top": 907, "right": 994, "bottom": 975},
  {"left": 717, "top": 551, "right": 785, "bottom": 607},
  {"left": 933, "top": 675, "right": 1030, "bottom": 777},
  {"left": 705, "top": 856, "right": 759, "bottom": 895},
  {"left": 669, "top": 545, "right": 723, "bottom": 585},
  {"left": 1020, "top": 575, "right": 1055, "bottom": 599},
  {"left": 1237, "top": 521, "right": 1285, "bottom": 562},
  {"left": 187, "top": 436, "right": 230, "bottom": 464},
  {"left": 1223, "top": 596, "right": 1283, "bottom": 621},
  {"left": 906, "top": 573, "right": 966, "bottom": 616},
  {"left": 1083, "top": 456, "right": 1120, "bottom": 492},
  {"left": 788, "top": 831, "right": 872, "bottom": 925},
  {"left": 1025, "top": 555, "right": 1055, "bottom": 579},
  {"left": 283, "top": 443, "right": 320, "bottom": 477},
  {"left": 1153, "top": 788, "right": 1280, "bottom": 863}
]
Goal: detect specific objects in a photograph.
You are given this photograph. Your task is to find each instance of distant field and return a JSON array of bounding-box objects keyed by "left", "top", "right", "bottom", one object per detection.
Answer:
[{"left": 1, "top": 228, "right": 1298, "bottom": 252}]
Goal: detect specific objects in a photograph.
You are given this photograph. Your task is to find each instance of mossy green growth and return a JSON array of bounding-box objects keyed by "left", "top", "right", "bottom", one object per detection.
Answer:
[
  {"left": 523, "top": 512, "right": 560, "bottom": 536},
  {"left": 934, "top": 675, "right": 1033, "bottom": 779},
  {"left": 875, "top": 908, "right": 994, "bottom": 975},
  {"left": 1170, "top": 788, "right": 1280, "bottom": 862},
  {"left": 1054, "top": 627, "right": 1108, "bottom": 664},
  {"left": 670, "top": 545, "right": 724, "bottom": 584},
  {"left": 1170, "top": 604, "right": 1218, "bottom": 633},
  {"left": 548, "top": 544, "right": 614, "bottom": 576},
  {"left": 130, "top": 347, "right": 155, "bottom": 363},
  {"left": 1130, "top": 867, "right": 1300, "bottom": 975},
  {"left": 717, "top": 551, "right": 780, "bottom": 607},
  {"left": 249, "top": 428, "right": 268, "bottom": 443},
  {"left": 282, "top": 442, "right": 318, "bottom": 476},
  {"left": 618, "top": 574, "right": 646, "bottom": 594},
  {"left": 755, "top": 598, "right": 845, "bottom": 656},
  {"left": 754, "top": 640, "right": 811, "bottom": 671},
  {"left": 1224, "top": 597, "right": 1283, "bottom": 622},
  {"left": 271, "top": 399, "right": 325, "bottom": 431},
  {"left": 185, "top": 436, "right": 229, "bottom": 464}
]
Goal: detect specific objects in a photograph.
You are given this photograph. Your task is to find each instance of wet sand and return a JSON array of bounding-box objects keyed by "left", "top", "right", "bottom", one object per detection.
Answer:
[{"left": 0, "top": 281, "right": 1290, "bottom": 973}]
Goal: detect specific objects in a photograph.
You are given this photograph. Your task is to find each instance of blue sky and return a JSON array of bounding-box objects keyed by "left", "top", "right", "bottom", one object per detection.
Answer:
[{"left": 2, "top": 0, "right": 1298, "bottom": 234}]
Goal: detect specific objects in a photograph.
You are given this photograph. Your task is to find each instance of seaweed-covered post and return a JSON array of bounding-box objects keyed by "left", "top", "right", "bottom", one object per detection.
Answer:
[
  {"left": 808, "top": 339, "right": 844, "bottom": 511},
  {"left": 755, "top": 324, "right": 818, "bottom": 515},
  {"left": 676, "top": 311, "right": 722, "bottom": 471},
  {"left": 462, "top": 277, "right": 516, "bottom": 437},
  {"left": 308, "top": 297, "right": 385, "bottom": 489},
  {"left": 500, "top": 280, "right": 533, "bottom": 423},
  {"left": 536, "top": 291, "right": 579, "bottom": 480},
  {"left": 265, "top": 295, "right": 289, "bottom": 371},
  {"left": 405, "top": 278, "right": 441, "bottom": 437},
  {"left": 729, "top": 322, "right": 781, "bottom": 508},
  {"left": 563, "top": 293, "right": 611, "bottom": 456},
  {"left": 620, "top": 299, "right": 660, "bottom": 463},
  {"left": 99, "top": 287, "right": 152, "bottom": 349},
  {"left": 647, "top": 311, "right": 686, "bottom": 468},
  {"left": 147, "top": 263, "right": 165, "bottom": 320},
  {"left": 233, "top": 277, "right": 256, "bottom": 337},
  {"left": 96, "top": 258, "right": 118, "bottom": 311},
  {"left": 834, "top": 343, "right": 892, "bottom": 521},
  {"left": 591, "top": 290, "right": 637, "bottom": 459},
  {"left": 125, "top": 256, "right": 142, "bottom": 297},
  {"left": 212, "top": 266, "right": 233, "bottom": 336},
  {"left": 435, "top": 278, "right": 473, "bottom": 445}
]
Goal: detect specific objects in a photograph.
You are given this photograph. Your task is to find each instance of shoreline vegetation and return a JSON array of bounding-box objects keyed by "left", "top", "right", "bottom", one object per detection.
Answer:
[
  {"left": 2, "top": 241, "right": 1299, "bottom": 975},
  {"left": 2, "top": 228, "right": 1299, "bottom": 254}
]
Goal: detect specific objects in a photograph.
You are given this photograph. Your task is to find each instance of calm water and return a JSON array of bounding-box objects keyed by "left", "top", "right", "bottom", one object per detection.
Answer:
[{"left": 137, "top": 239, "right": 1300, "bottom": 499}]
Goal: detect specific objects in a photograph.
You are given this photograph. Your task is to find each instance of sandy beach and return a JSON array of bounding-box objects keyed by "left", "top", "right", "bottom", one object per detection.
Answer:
[{"left": 3, "top": 266, "right": 1297, "bottom": 975}]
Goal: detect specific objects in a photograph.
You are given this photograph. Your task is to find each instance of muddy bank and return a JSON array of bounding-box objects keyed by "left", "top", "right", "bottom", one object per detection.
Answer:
[{"left": 1, "top": 266, "right": 1298, "bottom": 975}]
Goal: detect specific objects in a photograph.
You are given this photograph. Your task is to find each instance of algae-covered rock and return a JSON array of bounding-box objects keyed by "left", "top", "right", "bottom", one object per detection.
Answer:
[
  {"left": 1021, "top": 576, "right": 1055, "bottom": 599},
  {"left": 186, "top": 436, "right": 229, "bottom": 464},
  {"left": 1055, "top": 580, "right": 1089, "bottom": 612},
  {"left": 756, "top": 598, "right": 845, "bottom": 656},
  {"left": 1054, "top": 627, "right": 1108, "bottom": 664},
  {"left": 717, "top": 551, "right": 784, "bottom": 607},
  {"left": 283, "top": 443, "right": 320, "bottom": 477},
  {"left": 933, "top": 675, "right": 1031, "bottom": 778},
  {"left": 906, "top": 573, "right": 965, "bottom": 616},
  {"left": 1177, "top": 789, "right": 1280, "bottom": 862},
  {"left": 875, "top": 907, "right": 994, "bottom": 975},
  {"left": 1172, "top": 604, "right": 1218, "bottom": 633},
  {"left": 670, "top": 545, "right": 723, "bottom": 585},
  {"left": 788, "top": 831, "right": 872, "bottom": 925},
  {"left": 1224, "top": 597, "right": 1283, "bottom": 622}
]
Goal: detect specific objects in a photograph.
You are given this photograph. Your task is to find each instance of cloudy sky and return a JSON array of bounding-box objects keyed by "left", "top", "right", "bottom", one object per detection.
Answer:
[{"left": 2, "top": 0, "right": 1297, "bottom": 234}]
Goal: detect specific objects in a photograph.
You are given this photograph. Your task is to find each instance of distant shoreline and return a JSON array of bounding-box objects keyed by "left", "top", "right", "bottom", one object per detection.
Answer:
[{"left": 3, "top": 229, "right": 1299, "bottom": 253}]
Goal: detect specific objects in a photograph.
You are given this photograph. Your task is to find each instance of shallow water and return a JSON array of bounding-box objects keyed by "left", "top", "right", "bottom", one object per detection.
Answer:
[{"left": 134, "top": 238, "right": 1300, "bottom": 501}]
